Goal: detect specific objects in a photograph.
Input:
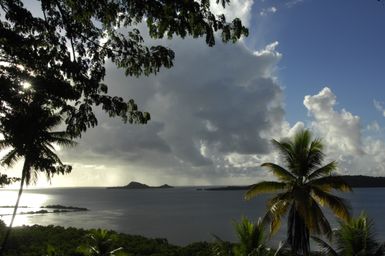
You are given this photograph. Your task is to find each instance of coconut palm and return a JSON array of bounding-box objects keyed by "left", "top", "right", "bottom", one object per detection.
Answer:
[
  {"left": 212, "top": 217, "right": 278, "bottom": 256},
  {"left": 0, "top": 101, "right": 75, "bottom": 253},
  {"left": 313, "top": 213, "right": 385, "bottom": 256},
  {"left": 245, "top": 129, "right": 351, "bottom": 256},
  {"left": 77, "top": 229, "right": 127, "bottom": 256},
  {"left": 232, "top": 217, "right": 270, "bottom": 256}
]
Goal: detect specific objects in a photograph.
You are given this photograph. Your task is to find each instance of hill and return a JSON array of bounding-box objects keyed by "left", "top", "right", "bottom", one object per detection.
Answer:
[
  {"left": 107, "top": 181, "right": 174, "bottom": 189},
  {"left": 341, "top": 175, "right": 385, "bottom": 187},
  {"left": 203, "top": 175, "right": 385, "bottom": 191}
]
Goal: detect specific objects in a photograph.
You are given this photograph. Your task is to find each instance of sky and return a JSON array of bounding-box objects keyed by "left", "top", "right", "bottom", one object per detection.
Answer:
[{"left": 3, "top": 0, "right": 385, "bottom": 187}]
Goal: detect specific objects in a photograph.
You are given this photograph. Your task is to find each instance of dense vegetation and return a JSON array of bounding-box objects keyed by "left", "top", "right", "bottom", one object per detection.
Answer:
[{"left": 0, "top": 223, "right": 213, "bottom": 256}]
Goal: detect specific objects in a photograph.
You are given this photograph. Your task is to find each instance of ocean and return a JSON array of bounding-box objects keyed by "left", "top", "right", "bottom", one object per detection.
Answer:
[{"left": 0, "top": 187, "right": 384, "bottom": 245}]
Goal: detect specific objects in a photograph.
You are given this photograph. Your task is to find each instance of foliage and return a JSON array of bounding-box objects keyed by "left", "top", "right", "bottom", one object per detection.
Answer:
[
  {"left": 76, "top": 229, "right": 127, "bottom": 256},
  {"left": 0, "top": 224, "right": 215, "bottom": 256},
  {"left": 245, "top": 129, "right": 352, "bottom": 256},
  {"left": 313, "top": 213, "right": 385, "bottom": 256},
  {"left": 232, "top": 217, "right": 270, "bottom": 256},
  {"left": 0, "top": 96, "right": 76, "bottom": 253},
  {"left": 0, "top": 0, "right": 248, "bottom": 136},
  {"left": 0, "top": 96, "right": 75, "bottom": 183},
  {"left": 212, "top": 217, "right": 276, "bottom": 256},
  {"left": 0, "top": 174, "right": 19, "bottom": 187}
]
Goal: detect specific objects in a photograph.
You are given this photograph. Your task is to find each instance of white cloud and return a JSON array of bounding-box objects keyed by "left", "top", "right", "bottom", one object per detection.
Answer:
[
  {"left": 304, "top": 87, "right": 364, "bottom": 156},
  {"left": 374, "top": 99, "right": 385, "bottom": 117},
  {"left": 367, "top": 121, "right": 381, "bottom": 133},
  {"left": 302, "top": 87, "right": 385, "bottom": 177},
  {"left": 211, "top": 0, "right": 254, "bottom": 27},
  {"left": 259, "top": 6, "right": 277, "bottom": 16}
]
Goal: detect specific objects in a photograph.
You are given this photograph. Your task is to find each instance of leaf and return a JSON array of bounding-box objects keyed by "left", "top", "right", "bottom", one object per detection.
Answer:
[{"left": 244, "top": 181, "right": 287, "bottom": 200}]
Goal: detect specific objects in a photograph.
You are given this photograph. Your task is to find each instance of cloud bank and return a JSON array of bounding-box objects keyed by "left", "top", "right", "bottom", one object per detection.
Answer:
[
  {"left": 302, "top": 87, "right": 385, "bottom": 177},
  {"left": 47, "top": 18, "right": 288, "bottom": 186}
]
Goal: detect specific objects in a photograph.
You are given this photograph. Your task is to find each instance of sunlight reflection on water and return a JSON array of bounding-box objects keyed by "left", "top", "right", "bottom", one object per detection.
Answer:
[{"left": 0, "top": 190, "right": 50, "bottom": 226}]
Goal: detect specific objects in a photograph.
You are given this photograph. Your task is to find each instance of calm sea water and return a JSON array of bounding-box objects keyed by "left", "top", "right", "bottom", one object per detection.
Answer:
[{"left": 0, "top": 187, "right": 384, "bottom": 245}]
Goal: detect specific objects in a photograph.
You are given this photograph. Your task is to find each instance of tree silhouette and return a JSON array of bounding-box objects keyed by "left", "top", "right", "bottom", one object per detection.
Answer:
[
  {"left": 212, "top": 217, "right": 278, "bottom": 256},
  {"left": 0, "top": 174, "right": 19, "bottom": 187},
  {"left": 0, "top": 0, "right": 248, "bottom": 136},
  {"left": 313, "top": 213, "right": 385, "bottom": 256},
  {"left": 245, "top": 129, "right": 351, "bottom": 256},
  {"left": 0, "top": 94, "right": 75, "bottom": 254}
]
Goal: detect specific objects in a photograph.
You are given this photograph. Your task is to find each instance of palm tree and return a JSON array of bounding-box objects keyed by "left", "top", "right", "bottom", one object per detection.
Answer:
[
  {"left": 0, "top": 101, "right": 75, "bottom": 254},
  {"left": 313, "top": 213, "right": 385, "bottom": 256},
  {"left": 77, "top": 229, "right": 126, "bottom": 256},
  {"left": 245, "top": 129, "right": 351, "bottom": 256},
  {"left": 232, "top": 217, "right": 270, "bottom": 256},
  {"left": 212, "top": 217, "right": 278, "bottom": 256}
]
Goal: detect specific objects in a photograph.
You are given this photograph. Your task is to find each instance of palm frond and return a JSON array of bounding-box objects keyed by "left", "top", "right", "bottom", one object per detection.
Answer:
[
  {"left": 261, "top": 163, "right": 296, "bottom": 182},
  {"left": 42, "top": 145, "right": 63, "bottom": 165},
  {"left": 335, "top": 213, "right": 383, "bottom": 255},
  {"left": 311, "top": 187, "right": 351, "bottom": 221},
  {"left": 263, "top": 200, "right": 291, "bottom": 235},
  {"left": 309, "top": 176, "right": 352, "bottom": 192},
  {"left": 267, "top": 192, "right": 293, "bottom": 207},
  {"left": 47, "top": 136, "right": 77, "bottom": 147},
  {"left": 24, "top": 167, "right": 38, "bottom": 185},
  {"left": 293, "top": 130, "right": 312, "bottom": 175},
  {"left": 245, "top": 181, "right": 287, "bottom": 200},
  {"left": 233, "top": 217, "right": 267, "bottom": 255},
  {"left": 271, "top": 139, "right": 295, "bottom": 167},
  {"left": 374, "top": 242, "right": 385, "bottom": 256},
  {"left": 268, "top": 212, "right": 282, "bottom": 236},
  {"left": 307, "top": 161, "right": 337, "bottom": 181},
  {"left": 211, "top": 235, "right": 234, "bottom": 256},
  {"left": 311, "top": 236, "right": 338, "bottom": 256},
  {"left": 1, "top": 149, "right": 20, "bottom": 167},
  {"left": 305, "top": 198, "right": 332, "bottom": 237},
  {"left": 0, "top": 140, "right": 11, "bottom": 151},
  {"left": 305, "top": 139, "right": 325, "bottom": 172}
]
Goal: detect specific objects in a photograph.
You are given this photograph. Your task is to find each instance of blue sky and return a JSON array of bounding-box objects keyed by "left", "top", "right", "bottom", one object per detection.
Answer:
[{"left": 248, "top": 0, "right": 385, "bottom": 126}]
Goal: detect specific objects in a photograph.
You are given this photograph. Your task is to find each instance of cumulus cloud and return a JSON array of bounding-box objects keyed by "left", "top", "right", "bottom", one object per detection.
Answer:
[
  {"left": 304, "top": 87, "right": 364, "bottom": 156},
  {"left": 303, "top": 87, "right": 385, "bottom": 177}
]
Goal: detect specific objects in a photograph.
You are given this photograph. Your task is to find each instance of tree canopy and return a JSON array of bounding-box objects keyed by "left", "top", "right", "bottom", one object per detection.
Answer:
[{"left": 0, "top": 0, "right": 248, "bottom": 137}]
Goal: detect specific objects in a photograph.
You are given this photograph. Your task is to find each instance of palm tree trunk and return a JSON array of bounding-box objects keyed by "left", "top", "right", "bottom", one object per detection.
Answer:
[
  {"left": 0, "top": 159, "right": 28, "bottom": 255},
  {"left": 287, "top": 205, "right": 310, "bottom": 256}
]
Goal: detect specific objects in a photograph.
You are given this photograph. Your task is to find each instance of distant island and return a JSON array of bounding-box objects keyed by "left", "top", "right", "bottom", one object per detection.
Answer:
[
  {"left": 203, "top": 175, "right": 385, "bottom": 191},
  {"left": 0, "top": 204, "right": 88, "bottom": 216},
  {"left": 107, "top": 181, "right": 174, "bottom": 189}
]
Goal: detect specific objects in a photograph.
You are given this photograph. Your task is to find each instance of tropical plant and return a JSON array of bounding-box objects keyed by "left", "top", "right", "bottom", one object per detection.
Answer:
[
  {"left": 313, "top": 213, "right": 385, "bottom": 256},
  {"left": 77, "top": 229, "right": 127, "bottom": 256},
  {"left": 212, "top": 217, "right": 276, "bottom": 256},
  {"left": 0, "top": 98, "right": 76, "bottom": 254},
  {"left": 245, "top": 129, "right": 352, "bottom": 256},
  {"left": 232, "top": 217, "right": 270, "bottom": 256}
]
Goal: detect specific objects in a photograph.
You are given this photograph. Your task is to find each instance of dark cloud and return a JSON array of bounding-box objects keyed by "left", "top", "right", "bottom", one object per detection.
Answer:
[{"left": 54, "top": 38, "right": 286, "bottom": 186}]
